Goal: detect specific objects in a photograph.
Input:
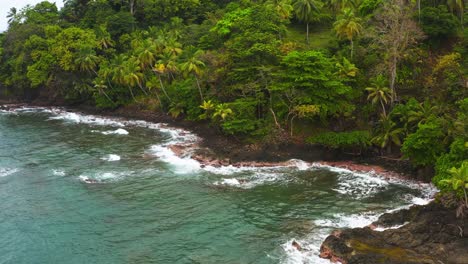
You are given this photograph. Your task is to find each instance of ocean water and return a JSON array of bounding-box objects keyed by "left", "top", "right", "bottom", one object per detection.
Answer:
[{"left": 0, "top": 107, "right": 436, "bottom": 264}]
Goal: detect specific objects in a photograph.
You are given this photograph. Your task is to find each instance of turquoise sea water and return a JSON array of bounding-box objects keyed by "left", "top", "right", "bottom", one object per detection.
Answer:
[{"left": 0, "top": 107, "right": 435, "bottom": 264}]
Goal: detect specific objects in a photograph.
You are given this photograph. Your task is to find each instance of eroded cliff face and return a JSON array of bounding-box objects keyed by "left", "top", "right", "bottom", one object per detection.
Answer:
[{"left": 320, "top": 202, "right": 468, "bottom": 264}]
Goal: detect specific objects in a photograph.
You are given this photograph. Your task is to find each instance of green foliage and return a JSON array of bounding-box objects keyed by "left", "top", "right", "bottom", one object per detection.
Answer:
[
  {"left": 106, "top": 11, "right": 136, "bottom": 39},
  {"left": 439, "top": 160, "right": 468, "bottom": 216},
  {"left": 365, "top": 75, "right": 392, "bottom": 116},
  {"left": 371, "top": 114, "right": 404, "bottom": 150},
  {"left": 0, "top": 0, "right": 465, "bottom": 180},
  {"left": 358, "top": 0, "right": 382, "bottom": 16},
  {"left": 401, "top": 118, "right": 448, "bottom": 166},
  {"left": 333, "top": 8, "right": 363, "bottom": 58},
  {"left": 434, "top": 138, "right": 468, "bottom": 187},
  {"left": 220, "top": 98, "right": 262, "bottom": 135},
  {"left": 273, "top": 50, "right": 355, "bottom": 118},
  {"left": 307, "top": 130, "right": 371, "bottom": 149},
  {"left": 420, "top": 5, "right": 459, "bottom": 41},
  {"left": 441, "top": 161, "right": 468, "bottom": 191}
]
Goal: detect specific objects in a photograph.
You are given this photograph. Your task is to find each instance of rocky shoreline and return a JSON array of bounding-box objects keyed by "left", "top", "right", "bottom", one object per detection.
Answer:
[
  {"left": 3, "top": 102, "right": 462, "bottom": 264},
  {"left": 319, "top": 202, "right": 468, "bottom": 264},
  {"left": 0, "top": 102, "right": 417, "bottom": 177}
]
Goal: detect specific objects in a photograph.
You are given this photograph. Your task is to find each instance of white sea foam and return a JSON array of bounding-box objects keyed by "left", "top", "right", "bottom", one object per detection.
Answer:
[
  {"left": 204, "top": 165, "right": 260, "bottom": 175},
  {"left": 79, "top": 171, "right": 129, "bottom": 183},
  {"left": 281, "top": 164, "right": 438, "bottom": 264},
  {"left": 52, "top": 169, "right": 66, "bottom": 176},
  {"left": 211, "top": 168, "right": 289, "bottom": 189},
  {"left": 411, "top": 196, "right": 432, "bottom": 205},
  {"left": 281, "top": 236, "right": 337, "bottom": 264},
  {"left": 374, "top": 222, "right": 409, "bottom": 232},
  {"left": 149, "top": 145, "right": 201, "bottom": 174},
  {"left": 48, "top": 111, "right": 126, "bottom": 127},
  {"left": 332, "top": 172, "right": 389, "bottom": 199},
  {"left": 101, "top": 128, "right": 129, "bottom": 135},
  {"left": 0, "top": 168, "right": 19, "bottom": 177},
  {"left": 5, "top": 106, "right": 204, "bottom": 176},
  {"left": 281, "top": 210, "right": 406, "bottom": 263},
  {"left": 101, "top": 154, "right": 121, "bottom": 162},
  {"left": 79, "top": 175, "right": 96, "bottom": 183},
  {"left": 219, "top": 178, "right": 241, "bottom": 185},
  {"left": 314, "top": 211, "right": 382, "bottom": 229},
  {"left": 204, "top": 159, "right": 312, "bottom": 176}
]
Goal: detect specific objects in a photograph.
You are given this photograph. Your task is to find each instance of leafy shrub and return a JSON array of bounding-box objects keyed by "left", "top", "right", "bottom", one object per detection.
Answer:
[
  {"left": 306, "top": 130, "right": 371, "bottom": 149},
  {"left": 401, "top": 118, "right": 447, "bottom": 166},
  {"left": 434, "top": 138, "right": 468, "bottom": 191},
  {"left": 420, "top": 6, "right": 459, "bottom": 41}
]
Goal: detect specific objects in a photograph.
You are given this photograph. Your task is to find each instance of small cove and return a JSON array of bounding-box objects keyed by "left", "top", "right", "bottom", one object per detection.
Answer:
[{"left": 0, "top": 107, "right": 435, "bottom": 264}]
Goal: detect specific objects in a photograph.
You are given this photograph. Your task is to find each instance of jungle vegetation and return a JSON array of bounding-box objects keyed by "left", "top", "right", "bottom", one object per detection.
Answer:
[{"left": 0, "top": 0, "right": 466, "bottom": 206}]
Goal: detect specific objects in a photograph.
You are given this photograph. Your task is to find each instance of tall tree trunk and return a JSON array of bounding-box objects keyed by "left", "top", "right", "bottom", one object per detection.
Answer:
[
  {"left": 129, "top": 0, "right": 135, "bottom": 15},
  {"left": 290, "top": 115, "right": 296, "bottom": 137},
  {"left": 390, "top": 55, "right": 397, "bottom": 104},
  {"left": 100, "top": 89, "right": 116, "bottom": 105},
  {"left": 153, "top": 89, "right": 162, "bottom": 108},
  {"left": 380, "top": 98, "right": 387, "bottom": 117},
  {"left": 158, "top": 75, "right": 171, "bottom": 102},
  {"left": 128, "top": 85, "right": 136, "bottom": 101},
  {"left": 461, "top": 6, "right": 464, "bottom": 30},
  {"left": 195, "top": 75, "right": 204, "bottom": 101},
  {"left": 350, "top": 38, "right": 354, "bottom": 59},
  {"left": 417, "top": 0, "right": 421, "bottom": 22},
  {"left": 306, "top": 23, "right": 310, "bottom": 45},
  {"left": 137, "top": 82, "right": 148, "bottom": 96},
  {"left": 270, "top": 108, "right": 281, "bottom": 129}
]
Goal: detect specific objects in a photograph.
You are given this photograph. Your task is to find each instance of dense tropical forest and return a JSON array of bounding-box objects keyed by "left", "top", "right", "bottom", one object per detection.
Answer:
[{"left": 0, "top": 0, "right": 466, "bottom": 209}]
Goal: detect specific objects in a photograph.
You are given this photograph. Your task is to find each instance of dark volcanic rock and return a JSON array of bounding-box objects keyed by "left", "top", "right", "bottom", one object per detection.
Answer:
[{"left": 320, "top": 202, "right": 468, "bottom": 264}]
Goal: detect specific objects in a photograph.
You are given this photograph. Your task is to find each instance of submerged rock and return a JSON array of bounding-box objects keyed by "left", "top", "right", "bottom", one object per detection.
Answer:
[
  {"left": 292, "top": 240, "right": 302, "bottom": 251},
  {"left": 319, "top": 202, "right": 468, "bottom": 264}
]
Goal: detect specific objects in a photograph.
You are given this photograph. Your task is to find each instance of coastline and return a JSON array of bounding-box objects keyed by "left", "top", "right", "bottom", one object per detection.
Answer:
[
  {"left": 2, "top": 102, "right": 457, "bottom": 264},
  {"left": 0, "top": 101, "right": 420, "bottom": 181}
]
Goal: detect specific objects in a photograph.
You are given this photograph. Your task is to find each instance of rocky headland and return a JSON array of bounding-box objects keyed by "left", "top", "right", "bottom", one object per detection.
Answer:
[{"left": 319, "top": 202, "right": 468, "bottom": 264}]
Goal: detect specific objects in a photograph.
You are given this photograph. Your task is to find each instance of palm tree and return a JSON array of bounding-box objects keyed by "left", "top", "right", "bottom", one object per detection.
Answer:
[
  {"left": 122, "top": 57, "right": 146, "bottom": 97},
  {"left": 293, "top": 0, "right": 323, "bottom": 44},
  {"left": 74, "top": 47, "right": 100, "bottom": 75},
  {"left": 441, "top": 161, "right": 468, "bottom": 215},
  {"left": 365, "top": 75, "right": 392, "bottom": 117},
  {"left": 372, "top": 114, "right": 405, "bottom": 154},
  {"left": 6, "top": 7, "right": 18, "bottom": 25},
  {"left": 136, "top": 39, "right": 157, "bottom": 70},
  {"left": 144, "top": 76, "right": 163, "bottom": 107},
  {"left": 164, "top": 38, "right": 183, "bottom": 57},
  {"left": 327, "top": 0, "right": 360, "bottom": 13},
  {"left": 95, "top": 25, "right": 114, "bottom": 50},
  {"left": 152, "top": 51, "right": 179, "bottom": 101},
  {"left": 407, "top": 101, "right": 440, "bottom": 127},
  {"left": 109, "top": 55, "right": 142, "bottom": 101},
  {"left": 157, "top": 51, "right": 179, "bottom": 80},
  {"left": 92, "top": 78, "right": 115, "bottom": 106},
  {"left": 266, "top": 0, "right": 294, "bottom": 20},
  {"left": 336, "top": 57, "right": 358, "bottom": 78},
  {"left": 179, "top": 46, "right": 206, "bottom": 101},
  {"left": 333, "top": 8, "right": 363, "bottom": 59}
]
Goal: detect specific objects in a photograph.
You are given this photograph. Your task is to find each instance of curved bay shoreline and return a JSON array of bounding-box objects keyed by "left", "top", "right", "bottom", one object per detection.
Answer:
[{"left": 2, "top": 102, "right": 466, "bottom": 264}]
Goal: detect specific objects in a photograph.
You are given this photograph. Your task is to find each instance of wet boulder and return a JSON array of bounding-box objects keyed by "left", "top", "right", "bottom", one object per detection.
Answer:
[{"left": 320, "top": 202, "right": 468, "bottom": 264}]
